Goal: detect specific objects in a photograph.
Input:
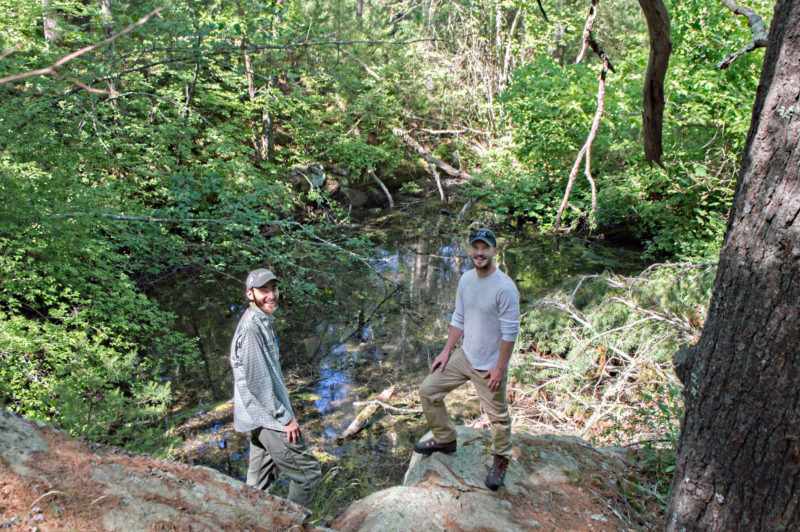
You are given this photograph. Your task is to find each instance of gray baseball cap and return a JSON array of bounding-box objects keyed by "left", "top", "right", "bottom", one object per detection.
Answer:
[
  {"left": 469, "top": 228, "right": 497, "bottom": 247},
  {"left": 245, "top": 268, "right": 278, "bottom": 290}
]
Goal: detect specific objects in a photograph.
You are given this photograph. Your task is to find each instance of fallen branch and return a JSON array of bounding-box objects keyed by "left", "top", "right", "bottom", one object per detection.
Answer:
[
  {"left": 0, "top": 44, "right": 21, "bottom": 61},
  {"left": 456, "top": 194, "right": 485, "bottom": 223},
  {"left": 428, "top": 163, "right": 446, "bottom": 203},
  {"left": 49, "top": 212, "right": 230, "bottom": 223},
  {"left": 368, "top": 170, "right": 394, "bottom": 209},
  {"left": 338, "top": 386, "right": 399, "bottom": 440},
  {"left": 352, "top": 400, "right": 422, "bottom": 415},
  {"left": 553, "top": 36, "right": 610, "bottom": 243},
  {"left": 419, "top": 128, "right": 488, "bottom": 136},
  {"left": 575, "top": 0, "right": 599, "bottom": 64},
  {"left": 341, "top": 48, "right": 382, "bottom": 80},
  {"left": 392, "top": 127, "right": 472, "bottom": 181}
]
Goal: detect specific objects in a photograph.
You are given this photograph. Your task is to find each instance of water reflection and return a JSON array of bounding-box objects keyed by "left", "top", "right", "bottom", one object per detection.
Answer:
[{"left": 314, "top": 364, "right": 352, "bottom": 416}]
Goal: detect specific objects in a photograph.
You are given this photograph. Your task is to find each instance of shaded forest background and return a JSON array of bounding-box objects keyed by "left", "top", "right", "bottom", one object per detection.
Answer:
[{"left": 0, "top": 0, "right": 772, "bottom": 524}]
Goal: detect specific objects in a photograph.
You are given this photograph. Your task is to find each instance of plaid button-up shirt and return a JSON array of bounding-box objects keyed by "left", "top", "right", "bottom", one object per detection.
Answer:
[{"left": 230, "top": 304, "right": 295, "bottom": 433}]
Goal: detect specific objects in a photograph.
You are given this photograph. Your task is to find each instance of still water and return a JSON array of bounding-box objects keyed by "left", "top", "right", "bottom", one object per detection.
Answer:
[{"left": 161, "top": 214, "right": 645, "bottom": 514}]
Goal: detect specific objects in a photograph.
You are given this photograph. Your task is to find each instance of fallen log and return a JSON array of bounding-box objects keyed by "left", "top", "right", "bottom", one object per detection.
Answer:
[
  {"left": 351, "top": 400, "right": 423, "bottom": 415},
  {"left": 337, "top": 385, "right": 398, "bottom": 441},
  {"left": 392, "top": 127, "right": 472, "bottom": 181}
]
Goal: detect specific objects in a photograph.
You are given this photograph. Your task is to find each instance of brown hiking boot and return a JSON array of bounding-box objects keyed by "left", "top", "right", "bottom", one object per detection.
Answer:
[
  {"left": 485, "top": 455, "right": 509, "bottom": 491},
  {"left": 413, "top": 438, "right": 457, "bottom": 455}
]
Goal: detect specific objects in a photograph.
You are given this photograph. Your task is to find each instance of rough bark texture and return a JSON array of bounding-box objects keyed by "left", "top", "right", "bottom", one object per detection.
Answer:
[
  {"left": 636, "top": 0, "right": 671, "bottom": 167},
  {"left": 665, "top": 0, "right": 800, "bottom": 529},
  {"left": 41, "top": 0, "right": 61, "bottom": 47}
]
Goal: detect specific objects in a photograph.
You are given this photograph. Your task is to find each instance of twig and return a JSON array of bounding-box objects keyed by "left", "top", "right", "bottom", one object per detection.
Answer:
[
  {"left": 621, "top": 437, "right": 671, "bottom": 448},
  {"left": 27, "top": 491, "right": 64, "bottom": 512}
]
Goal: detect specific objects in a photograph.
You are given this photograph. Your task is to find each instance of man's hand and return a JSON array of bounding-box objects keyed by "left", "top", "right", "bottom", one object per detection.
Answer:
[
  {"left": 429, "top": 350, "right": 451, "bottom": 374},
  {"left": 482, "top": 365, "right": 506, "bottom": 391},
  {"left": 284, "top": 418, "right": 301, "bottom": 443}
]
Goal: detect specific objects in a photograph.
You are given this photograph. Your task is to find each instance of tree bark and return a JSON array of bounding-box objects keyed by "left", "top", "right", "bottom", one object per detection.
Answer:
[
  {"left": 665, "top": 0, "right": 800, "bottom": 529},
  {"left": 636, "top": 0, "right": 671, "bottom": 167},
  {"left": 41, "top": 0, "right": 61, "bottom": 47},
  {"left": 575, "top": 0, "right": 598, "bottom": 64}
]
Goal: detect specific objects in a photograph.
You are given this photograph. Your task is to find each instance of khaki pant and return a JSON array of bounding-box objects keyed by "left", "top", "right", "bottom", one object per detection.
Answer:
[
  {"left": 418, "top": 347, "right": 512, "bottom": 457},
  {"left": 247, "top": 427, "right": 321, "bottom": 508}
]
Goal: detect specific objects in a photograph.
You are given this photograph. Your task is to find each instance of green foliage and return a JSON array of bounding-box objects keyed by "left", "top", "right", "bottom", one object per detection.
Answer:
[
  {"left": 0, "top": 0, "right": 381, "bottom": 449},
  {"left": 487, "top": 0, "right": 772, "bottom": 259},
  {"left": 0, "top": 0, "right": 775, "bottom": 481}
]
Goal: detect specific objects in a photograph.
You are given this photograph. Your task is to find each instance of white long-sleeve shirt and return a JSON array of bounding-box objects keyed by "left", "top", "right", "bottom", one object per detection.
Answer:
[{"left": 450, "top": 268, "right": 520, "bottom": 370}]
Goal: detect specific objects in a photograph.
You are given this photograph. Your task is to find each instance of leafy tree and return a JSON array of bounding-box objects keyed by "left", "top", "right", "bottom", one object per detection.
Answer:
[{"left": 481, "top": 0, "right": 771, "bottom": 259}]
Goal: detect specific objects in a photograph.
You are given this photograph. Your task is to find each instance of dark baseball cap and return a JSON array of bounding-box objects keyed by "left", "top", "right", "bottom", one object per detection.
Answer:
[
  {"left": 245, "top": 268, "right": 278, "bottom": 290},
  {"left": 469, "top": 228, "right": 497, "bottom": 247}
]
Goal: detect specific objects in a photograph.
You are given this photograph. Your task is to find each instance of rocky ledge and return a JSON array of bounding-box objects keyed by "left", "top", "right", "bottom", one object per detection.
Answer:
[
  {"left": 1, "top": 409, "right": 639, "bottom": 531},
  {"left": 0, "top": 408, "right": 318, "bottom": 531},
  {"left": 334, "top": 426, "right": 631, "bottom": 531}
]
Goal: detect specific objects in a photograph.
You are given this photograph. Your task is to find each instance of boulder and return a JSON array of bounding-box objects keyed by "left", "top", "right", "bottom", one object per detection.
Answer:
[
  {"left": 0, "top": 409, "right": 320, "bottom": 531},
  {"left": 333, "top": 426, "right": 630, "bottom": 531}
]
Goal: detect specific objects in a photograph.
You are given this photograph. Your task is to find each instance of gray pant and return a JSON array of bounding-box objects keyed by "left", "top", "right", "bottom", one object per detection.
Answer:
[{"left": 247, "top": 427, "right": 321, "bottom": 508}]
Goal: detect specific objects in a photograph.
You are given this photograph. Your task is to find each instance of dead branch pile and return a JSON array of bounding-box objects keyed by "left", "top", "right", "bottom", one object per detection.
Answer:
[{"left": 508, "top": 263, "right": 717, "bottom": 445}]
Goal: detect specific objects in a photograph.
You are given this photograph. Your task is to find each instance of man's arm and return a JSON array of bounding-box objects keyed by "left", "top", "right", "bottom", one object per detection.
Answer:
[
  {"left": 238, "top": 330, "right": 293, "bottom": 425},
  {"left": 484, "top": 282, "right": 520, "bottom": 390},
  {"left": 430, "top": 325, "right": 463, "bottom": 373}
]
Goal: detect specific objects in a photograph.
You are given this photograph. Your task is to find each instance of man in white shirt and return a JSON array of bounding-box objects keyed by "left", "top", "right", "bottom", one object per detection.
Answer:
[{"left": 414, "top": 228, "right": 520, "bottom": 491}]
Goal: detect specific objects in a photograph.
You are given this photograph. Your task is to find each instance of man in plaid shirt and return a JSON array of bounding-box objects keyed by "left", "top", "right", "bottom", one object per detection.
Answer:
[{"left": 230, "top": 268, "right": 321, "bottom": 507}]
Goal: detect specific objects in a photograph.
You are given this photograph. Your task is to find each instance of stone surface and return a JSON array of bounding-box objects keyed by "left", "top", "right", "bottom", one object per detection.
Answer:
[
  {"left": 334, "top": 426, "right": 631, "bottom": 532},
  {"left": 0, "top": 408, "right": 317, "bottom": 531}
]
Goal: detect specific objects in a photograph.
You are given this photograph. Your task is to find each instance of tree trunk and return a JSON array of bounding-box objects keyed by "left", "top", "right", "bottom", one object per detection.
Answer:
[
  {"left": 100, "top": 0, "right": 118, "bottom": 107},
  {"left": 665, "top": 0, "right": 800, "bottom": 529},
  {"left": 637, "top": 0, "right": 671, "bottom": 168},
  {"left": 41, "top": 0, "right": 61, "bottom": 47}
]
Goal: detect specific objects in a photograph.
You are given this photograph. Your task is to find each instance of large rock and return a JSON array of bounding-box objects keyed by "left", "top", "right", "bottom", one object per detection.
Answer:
[
  {"left": 0, "top": 409, "right": 318, "bottom": 531},
  {"left": 333, "top": 426, "right": 630, "bottom": 531}
]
